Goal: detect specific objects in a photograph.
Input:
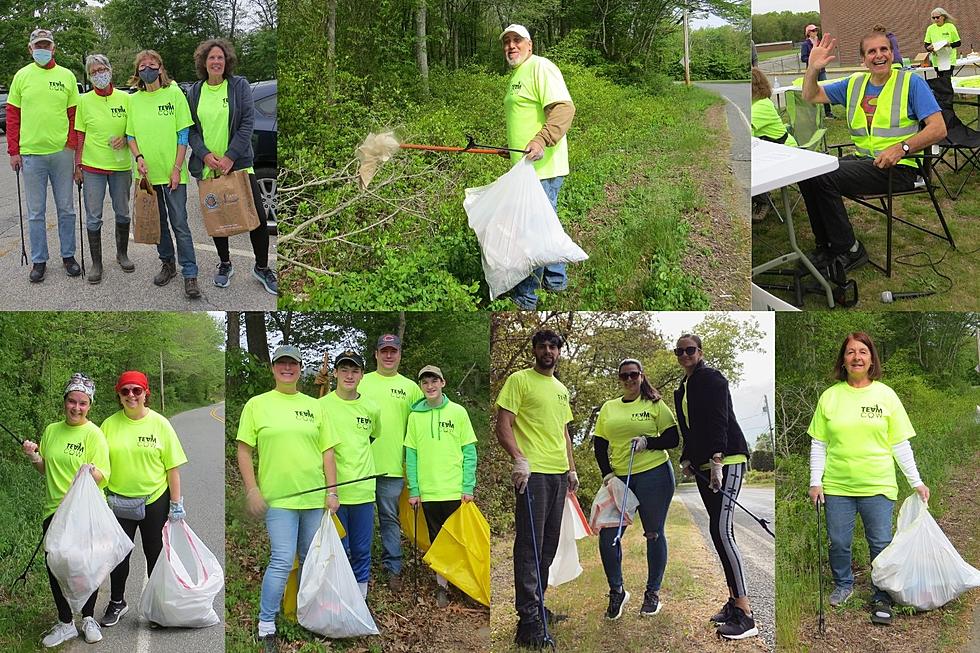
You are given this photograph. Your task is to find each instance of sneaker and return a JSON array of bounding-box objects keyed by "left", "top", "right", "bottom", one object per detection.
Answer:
[
  {"left": 799, "top": 246, "right": 834, "bottom": 271},
  {"left": 153, "top": 261, "right": 177, "bottom": 286},
  {"left": 839, "top": 241, "right": 868, "bottom": 272},
  {"left": 258, "top": 633, "right": 279, "bottom": 653},
  {"left": 605, "top": 587, "right": 630, "bottom": 620},
  {"left": 213, "top": 261, "right": 234, "bottom": 288},
  {"left": 436, "top": 587, "right": 449, "bottom": 608},
  {"left": 716, "top": 606, "right": 759, "bottom": 640},
  {"left": 870, "top": 600, "right": 893, "bottom": 625},
  {"left": 710, "top": 597, "right": 735, "bottom": 624},
  {"left": 29, "top": 262, "right": 46, "bottom": 283},
  {"left": 63, "top": 257, "right": 81, "bottom": 277},
  {"left": 252, "top": 265, "right": 278, "bottom": 296},
  {"left": 41, "top": 621, "right": 77, "bottom": 648},
  {"left": 387, "top": 573, "right": 403, "bottom": 592},
  {"left": 829, "top": 586, "right": 853, "bottom": 607},
  {"left": 100, "top": 599, "right": 129, "bottom": 626},
  {"left": 184, "top": 276, "right": 202, "bottom": 299},
  {"left": 81, "top": 616, "right": 103, "bottom": 643},
  {"left": 640, "top": 589, "right": 662, "bottom": 616}
]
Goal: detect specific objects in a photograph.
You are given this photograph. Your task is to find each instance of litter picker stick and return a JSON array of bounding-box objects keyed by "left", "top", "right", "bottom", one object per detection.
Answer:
[
  {"left": 398, "top": 143, "right": 506, "bottom": 155},
  {"left": 612, "top": 441, "right": 637, "bottom": 556},
  {"left": 525, "top": 487, "right": 557, "bottom": 651},
  {"left": 15, "top": 168, "right": 28, "bottom": 266},
  {"left": 0, "top": 420, "right": 25, "bottom": 445},
  {"left": 12, "top": 532, "right": 44, "bottom": 589},
  {"left": 76, "top": 180, "right": 86, "bottom": 278},
  {"left": 464, "top": 134, "right": 529, "bottom": 154},
  {"left": 689, "top": 466, "right": 775, "bottom": 538},
  {"left": 269, "top": 473, "right": 387, "bottom": 502},
  {"left": 816, "top": 500, "right": 826, "bottom": 634}
]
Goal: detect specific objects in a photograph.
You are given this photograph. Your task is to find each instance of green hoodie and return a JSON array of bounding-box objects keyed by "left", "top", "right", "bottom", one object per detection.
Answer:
[{"left": 405, "top": 395, "right": 478, "bottom": 501}]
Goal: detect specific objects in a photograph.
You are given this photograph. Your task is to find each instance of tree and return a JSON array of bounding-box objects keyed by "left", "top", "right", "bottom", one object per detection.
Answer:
[
  {"left": 227, "top": 311, "right": 241, "bottom": 351},
  {"left": 244, "top": 312, "right": 270, "bottom": 361},
  {"left": 415, "top": 0, "right": 429, "bottom": 96}
]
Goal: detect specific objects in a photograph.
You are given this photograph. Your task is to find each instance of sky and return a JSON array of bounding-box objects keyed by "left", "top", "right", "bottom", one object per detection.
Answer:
[{"left": 751, "top": 0, "right": 820, "bottom": 14}]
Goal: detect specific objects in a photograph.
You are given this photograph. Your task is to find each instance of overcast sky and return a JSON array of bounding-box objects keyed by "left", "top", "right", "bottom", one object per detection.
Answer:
[{"left": 751, "top": 0, "right": 820, "bottom": 14}]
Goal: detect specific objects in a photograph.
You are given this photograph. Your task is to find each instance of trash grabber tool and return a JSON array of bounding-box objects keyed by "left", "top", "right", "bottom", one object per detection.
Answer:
[
  {"left": 816, "top": 500, "right": 826, "bottom": 634},
  {"left": 612, "top": 441, "right": 637, "bottom": 560},
  {"left": 15, "top": 168, "right": 28, "bottom": 266},
  {"left": 398, "top": 143, "right": 505, "bottom": 155},
  {"left": 271, "top": 473, "right": 387, "bottom": 502},
  {"left": 689, "top": 466, "right": 775, "bottom": 538},
  {"left": 76, "top": 180, "right": 86, "bottom": 278},
  {"left": 464, "top": 134, "right": 529, "bottom": 154},
  {"left": 413, "top": 502, "right": 420, "bottom": 604},
  {"left": 0, "top": 419, "right": 25, "bottom": 445},
  {"left": 525, "top": 487, "right": 556, "bottom": 651},
  {"left": 12, "top": 532, "right": 44, "bottom": 589}
]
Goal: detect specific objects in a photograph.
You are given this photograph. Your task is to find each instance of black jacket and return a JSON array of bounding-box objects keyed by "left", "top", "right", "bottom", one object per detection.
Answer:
[
  {"left": 186, "top": 75, "right": 254, "bottom": 179},
  {"left": 674, "top": 361, "right": 749, "bottom": 468}
]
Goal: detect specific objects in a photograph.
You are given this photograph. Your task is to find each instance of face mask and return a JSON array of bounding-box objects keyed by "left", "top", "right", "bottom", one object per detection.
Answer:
[
  {"left": 32, "top": 48, "right": 52, "bottom": 66},
  {"left": 138, "top": 67, "right": 160, "bottom": 84},
  {"left": 91, "top": 71, "right": 111, "bottom": 89}
]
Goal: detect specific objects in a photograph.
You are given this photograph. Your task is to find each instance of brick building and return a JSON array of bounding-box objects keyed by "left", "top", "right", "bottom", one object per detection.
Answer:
[{"left": 817, "top": 0, "right": 979, "bottom": 66}]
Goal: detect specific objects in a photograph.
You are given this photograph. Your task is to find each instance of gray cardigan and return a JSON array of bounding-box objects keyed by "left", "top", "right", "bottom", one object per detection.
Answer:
[{"left": 187, "top": 75, "right": 254, "bottom": 179}]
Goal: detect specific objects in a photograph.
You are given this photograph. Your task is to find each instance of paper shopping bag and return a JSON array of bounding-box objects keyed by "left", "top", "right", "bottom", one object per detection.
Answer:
[
  {"left": 132, "top": 178, "right": 161, "bottom": 244},
  {"left": 198, "top": 170, "right": 260, "bottom": 237}
]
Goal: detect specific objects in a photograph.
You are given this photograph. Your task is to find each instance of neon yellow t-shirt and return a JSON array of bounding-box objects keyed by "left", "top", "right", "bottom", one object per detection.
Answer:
[
  {"left": 751, "top": 98, "right": 797, "bottom": 147},
  {"left": 808, "top": 380, "right": 915, "bottom": 500},
  {"left": 925, "top": 22, "right": 960, "bottom": 68},
  {"left": 405, "top": 399, "right": 477, "bottom": 501},
  {"left": 320, "top": 392, "right": 381, "bottom": 504},
  {"left": 505, "top": 55, "right": 572, "bottom": 180},
  {"left": 196, "top": 80, "right": 254, "bottom": 179},
  {"left": 496, "top": 368, "right": 573, "bottom": 474},
  {"left": 596, "top": 397, "right": 677, "bottom": 476},
  {"left": 101, "top": 409, "right": 187, "bottom": 503},
  {"left": 7, "top": 63, "right": 79, "bottom": 155},
  {"left": 359, "top": 371, "right": 424, "bottom": 478},
  {"left": 39, "top": 420, "right": 110, "bottom": 518},
  {"left": 76, "top": 89, "right": 132, "bottom": 171},
  {"left": 126, "top": 84, "right": 193, "bottom": 185},
  {"left": 237, "top": 390, "right": 337, "bottom": 509}
]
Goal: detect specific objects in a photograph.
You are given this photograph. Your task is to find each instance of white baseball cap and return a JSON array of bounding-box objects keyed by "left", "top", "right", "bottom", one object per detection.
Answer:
[{"left": 500, "top": 24, "right": 531, "bottom": 41}]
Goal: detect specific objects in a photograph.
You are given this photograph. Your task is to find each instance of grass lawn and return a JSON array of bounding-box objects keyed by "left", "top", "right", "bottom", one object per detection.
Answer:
[
  {"left": 757, "top": 48, "right": 798, "bottom": 62},
  {"left": 752, "top": 99, "right": 980, "bottom": 310}
]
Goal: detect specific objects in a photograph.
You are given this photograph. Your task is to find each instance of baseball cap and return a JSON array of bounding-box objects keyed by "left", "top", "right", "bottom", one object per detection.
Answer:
[
  {"left": 334, "top": 350, "right": 365, "bottom": 368},
  {"left": 30, "top": 29, "right": 55, "bottom": 46},
  {"left": 804, "top": 24, "right": 818, "bottom": 34},
  {"left": 271, "top": 344, "right": 302, "bottom": 363},
  {"left": 417, "top": 365, "right": 445, "bottom": 381},
  {"left": 376, "top": 334, "right": 402, "bottom": 350},
  {"left": 500, "top": 24, "right": 531, "bottom": 41}
]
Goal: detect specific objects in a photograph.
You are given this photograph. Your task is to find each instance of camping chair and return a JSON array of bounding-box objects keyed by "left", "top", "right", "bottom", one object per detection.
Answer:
[
  {"left": 764, "top": 91, "right": 829, "bottom": 222},
  {"left": 830, "top": 144, "right": 955, "bottom": 277},
  {"left": 932, "top": 108, "right": 980, "bottom": 199}
]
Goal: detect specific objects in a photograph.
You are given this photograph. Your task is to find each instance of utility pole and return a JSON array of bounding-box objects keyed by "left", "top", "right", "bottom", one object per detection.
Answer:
[
  {"left": 159, "top": 351, "right": 165, "bottom": 414},
  {"left": 683, "top": 8, "right": 691, "bottom": 86},
  {"left": 762, "top": 394, "right": 775, "bottom": 453}
]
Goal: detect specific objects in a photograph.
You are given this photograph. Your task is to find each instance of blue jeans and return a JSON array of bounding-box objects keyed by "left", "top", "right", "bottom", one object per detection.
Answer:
[
  {"left": 82, "top": 170, "right": 131, "bottom": 231},
  {"left": 375, "top": 476, "right": 403, "bottom": 576},
  {"left": 21, "top": 149, "right": 76, "bottom": 263},
  {"left": 511, "top": 175, "right": 567, "bottom": 309},
  {"left": 258, "top": 507, "right": 323, "bottom": 623},
  {"left": 154, "top": 184, "right": 198, "bottom": 277},
  {"left": 824, "top": 494, "right": 894, "bottom": 603},
  {"left": 336, "top": 502, "right": 375, "bottom": 583},
  {"left": 599, "top": 462, "right": 675, "bottom": 593}
]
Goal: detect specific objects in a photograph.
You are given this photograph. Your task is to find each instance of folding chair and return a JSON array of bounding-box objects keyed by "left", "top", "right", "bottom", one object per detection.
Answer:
[
  {"left": 932, "top": 108, "right": 980, "bottom": 199},
  {"left": 764, "top": 91, "right": 829, "bottom": 222}
]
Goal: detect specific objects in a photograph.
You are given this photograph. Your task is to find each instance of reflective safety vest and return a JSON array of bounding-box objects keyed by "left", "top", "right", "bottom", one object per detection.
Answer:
[{"left": 846, "top": 69, "right": 919, "bottom": 168}]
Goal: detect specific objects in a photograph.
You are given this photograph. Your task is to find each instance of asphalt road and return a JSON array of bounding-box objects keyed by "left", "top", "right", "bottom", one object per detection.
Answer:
[
  {"left": 675, "top": 483, "right": 775, "bottom": 652},
  {"left": 0, "top": 136, "right": 276, "bottom": 310},
  {"left": 63, "top": 403, "right": 226, "bottom": 653},
  {"left": 693, "top": 82, "right": 751, "bottom": 199}
]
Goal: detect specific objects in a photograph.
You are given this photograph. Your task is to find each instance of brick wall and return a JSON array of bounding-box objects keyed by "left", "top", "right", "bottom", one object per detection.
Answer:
[{"left": 818, "top": 0, "right": 980, "bottom": 66}]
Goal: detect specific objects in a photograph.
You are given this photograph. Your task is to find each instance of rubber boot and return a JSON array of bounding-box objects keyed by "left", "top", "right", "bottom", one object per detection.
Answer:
[
  {"left": 115, "top": 223, "right": 135, "bottom": 272},
  {"left": 87, "top": 229, "right": 103, "bottom": 284}
]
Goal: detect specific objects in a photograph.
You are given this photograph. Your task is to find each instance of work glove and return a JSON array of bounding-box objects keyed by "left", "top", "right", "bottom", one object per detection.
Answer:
[
  {"left": 512, "top": 456, "right": 531, "bottom": 494},
  {"left": 168, "top": 498, "right": 185, "bottom": 521},
  {"left": 680, "top": 460, "right": 693, "bottom": 478},
  {"left": 602, "top": 472, "right": 617, "bottom": 486},
  {"left": 630, "top": 437, "right": 648, "bottom": 452},
  {"left": 567, "top": 470, "right": 579, "bottom": 493},
  {"left": 710, "top": 456, "right": 724, "bottom": 492}
]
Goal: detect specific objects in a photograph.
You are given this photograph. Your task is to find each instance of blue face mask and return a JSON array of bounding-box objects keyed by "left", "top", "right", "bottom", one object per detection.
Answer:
[
  {"left": 32, "top": 48, "right": 52, "bottom": 66},
  {"left": 138, "top": 67, "right": 160, "bottom": 84}
]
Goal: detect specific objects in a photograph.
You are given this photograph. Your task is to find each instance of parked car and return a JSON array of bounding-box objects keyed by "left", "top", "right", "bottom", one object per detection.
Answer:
[
  {"left": 250, "top": 79, "right": 277, "bottom": 235},
  {"left": 0, "top": 93, "right": 7, "bottom": 134}
]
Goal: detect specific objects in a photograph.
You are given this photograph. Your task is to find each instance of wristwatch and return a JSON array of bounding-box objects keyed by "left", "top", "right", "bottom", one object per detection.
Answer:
[{"left": 901, "top": 141, "right": 910, "bottom": 154}]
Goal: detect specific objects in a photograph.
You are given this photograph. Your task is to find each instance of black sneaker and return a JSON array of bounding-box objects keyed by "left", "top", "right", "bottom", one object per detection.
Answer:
[
  {"left": 258, "top": 633, "right": 279, "bottom": 653},
  {"left": 605, "top": 587, "right": 630, "bottom": 620},
  {"left": 514, "top": 619, "right": 548, "bottom": 650},
  {"left": 30, "top": 262, "right": 46, "bottom": 283},
  {"left": 63, "top": 257, "right": 81, "bottom": 277},
  {"left": 799, "top": 246, "right": 834, "bottom": 271},
  {"left": 710, "top": 597, "right": 735, "bottom": 624},
  {"left": 213, "top": 261, "right": 234, "bottom": 288},
  {"left": 839, "top": 241, "right": 868, "bottom": 272},
  {"left": 716, "top": 606, "right": 759, "bottom": 640},
  {"left": 870, "top": 600, "right": 893, "bottom": 625},
  {"left": 100, "top": 600, "right": 128, "bottom": 627},
  {"left": 640, "top": 589, "right": 662, "bottom": 616}
]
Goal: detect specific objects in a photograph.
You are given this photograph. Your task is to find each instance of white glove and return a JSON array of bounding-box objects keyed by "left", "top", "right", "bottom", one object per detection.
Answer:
[
  {"left": 567, "top": 470, "right": 579, "bottom": 492},
  {"left": 512, "top": 456, "right": 531, "bottom": 494},
  {"left": 602, "top": 472, "right": 617, "bottom": 486},
  {"left": 680, "top": 460, "right": 693, "bottom": 478},
  {"left": 710, "top": 457, "right": 724, "bottom": 492},
  {"left": 630, "top": 437, "right": 648, "bottom": 452}
]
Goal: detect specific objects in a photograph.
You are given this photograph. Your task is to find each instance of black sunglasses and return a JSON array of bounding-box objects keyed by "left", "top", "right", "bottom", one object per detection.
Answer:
[
  {"left": 618, "top": 371, "right": 641, "bottom": 381},
  {"left": 673, "top": 346, "right": 700, "bottom": 356}
]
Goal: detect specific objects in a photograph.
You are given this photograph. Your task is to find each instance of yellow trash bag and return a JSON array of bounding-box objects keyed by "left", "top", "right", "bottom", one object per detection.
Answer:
[
  {"left": 422, "top": 502, "right": 490, "bottom": 607},
  {"left": 283, "top": 514, "right": 345, "bottom": 621},
  {"left": 399, "top": 485, "right": 431, "bottom": 552}
]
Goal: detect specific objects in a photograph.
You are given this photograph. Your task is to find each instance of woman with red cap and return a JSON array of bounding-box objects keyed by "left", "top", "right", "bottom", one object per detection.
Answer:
[{"left": 98, "top": 370, "right": 187, "bottom": 628}]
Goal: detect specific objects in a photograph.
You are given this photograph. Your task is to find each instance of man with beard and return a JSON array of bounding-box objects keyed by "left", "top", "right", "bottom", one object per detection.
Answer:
[
  {"left": 500, "top": 24, "right": 576, "bottom": 310},
  {"left": 496, "top": 329, "right": 578, "bottom": 648}
]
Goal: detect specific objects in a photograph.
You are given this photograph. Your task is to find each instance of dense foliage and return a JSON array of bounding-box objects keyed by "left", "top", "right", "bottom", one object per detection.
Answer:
[{"left": 751, "top": 10, "right": 820, "bottom": 45}]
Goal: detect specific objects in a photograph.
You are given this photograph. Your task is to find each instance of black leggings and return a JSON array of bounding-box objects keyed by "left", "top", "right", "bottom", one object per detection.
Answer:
[
  {"left": 42, "top": 515, "right": 97, "bottom": 622},
  {"left": 211, "top": 173, "right": 270, "bottom": 267},
  {"left": 695, "top": 462, "right": 749, "bottom": 599},
  {"left": 109, "top": 489, "right": 170, "bottom": 602},
  {"left": 422, "top": 499, "right": 462, "bottom": 541}
]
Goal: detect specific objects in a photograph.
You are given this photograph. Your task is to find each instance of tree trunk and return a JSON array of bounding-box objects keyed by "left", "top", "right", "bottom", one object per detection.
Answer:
[
  {"left": 226, "top": 311, "right": 240, "bottom": 351},
  {"left": 397, "top": 311, "right": 407, "bottom": 341},
  {"left": 416, "top": 0, "right": 430, "bottom": 96},
  {"left": 326, "top": 0, "right": 337, "bottom": 101},
  {"left": 244, "top": 312, "right": 270, "bottom": 362}
]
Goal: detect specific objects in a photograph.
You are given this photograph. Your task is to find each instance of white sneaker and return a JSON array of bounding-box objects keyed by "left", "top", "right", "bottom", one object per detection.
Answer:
[
  {"left": 41, "top": 621, "right": 77, "bottom": 648},
  {"left": 81, "top": 616, "right": 103, "bottom": 643}
]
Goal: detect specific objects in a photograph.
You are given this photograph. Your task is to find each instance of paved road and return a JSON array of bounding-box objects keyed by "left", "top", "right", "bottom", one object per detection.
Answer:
[
  {"left": 0, "top": 136, "right": 276, "bottom": 310},
  {"left": 675, "top": 483, "right": 775, "bottom": 652},
  {"left": 64, "top": 403, "right": 226, "bottom": 653},
  {"left": 693, "top": 82, "right": 751, "bottom": 199}
]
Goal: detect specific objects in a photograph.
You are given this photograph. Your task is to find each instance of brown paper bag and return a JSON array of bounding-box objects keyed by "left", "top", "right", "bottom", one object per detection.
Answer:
[
  {"left": 132, "top": 178, "right": 161, "bottom": 244},
  {"left": 198, "top": 170, "right": 260, "bottom": 237}
]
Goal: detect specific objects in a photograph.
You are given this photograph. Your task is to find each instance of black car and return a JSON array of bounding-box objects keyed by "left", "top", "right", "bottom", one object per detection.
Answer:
[
  {"left": 250, "top": 80, "right": 277, "bottom": 235},
  {"left": 0, "top": 93, "right": 7, "bottom": 134}
]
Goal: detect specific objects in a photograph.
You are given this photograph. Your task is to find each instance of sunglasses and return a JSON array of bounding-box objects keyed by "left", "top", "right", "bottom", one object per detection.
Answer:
[
  {"left": 618, "top": 371, "right": 641, "bottom": 381},
  {"left": 674, "top": 346, "right": 700, "bottom": 356},
  {"left": 119, "top": 386, "right": 144, "bottom": 397},
  {"left": 931, "top": 16, "right": 942, "bottom": 20}
]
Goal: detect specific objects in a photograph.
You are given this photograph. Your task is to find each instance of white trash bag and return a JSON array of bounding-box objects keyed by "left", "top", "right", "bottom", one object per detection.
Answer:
[
  {"left": 44, "top": 467, "right": 134, "bottom": 613},
  {"left": 549, "top": 493, "right": 592, "bottom": 587},
  {"left": 464, "top": 158, "right": 588, "bottom": 300},
  {"left": 297, "top": 512, "right": 379, "bottom": 638},
  {"left": 871, "top": 495, "right": 980, "bottom": 610},
  {"left": 589, "top": 477, "right": 640, "bottom": 533},
  {"left": 139, "top": 520, "right": 224, "bottom": 627}
]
